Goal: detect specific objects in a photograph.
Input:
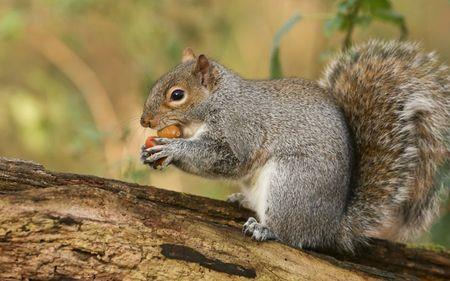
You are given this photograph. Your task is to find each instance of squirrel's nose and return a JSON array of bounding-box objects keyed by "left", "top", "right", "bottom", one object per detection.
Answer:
[
  {"left": 140, "top": 115, "right": 160, "bottom": 128},
  {"left": 140, "top": 116, "right": 152, "bottom": 128}
]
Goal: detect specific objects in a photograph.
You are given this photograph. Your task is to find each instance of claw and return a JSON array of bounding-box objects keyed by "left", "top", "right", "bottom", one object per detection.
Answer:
[
  {"left": 158, "top": 155, "right": 174, "bottom": 170},
  {"left": 140, "top": 138, "right": 180, "bottom": 169},
  {"left": 242, "top": 217, "right": 257, "bottom": 236},
  {"left": 141, "top": 144, "right": 163, "bottom": 160},
  {"left": 242, "top": 217, "right": 276, "bottom": 241},
  {"left": 144, "top": 151, "right": 168, "bottom": 164},
  {"left": 145, "top": 145, "right": 165, "bottom": 154},
  {"left": 154, "top": 137, "right": 177, "bottom": 145},
  {"left": 140, "top": 151, "right": 151, "bottom": 161}
]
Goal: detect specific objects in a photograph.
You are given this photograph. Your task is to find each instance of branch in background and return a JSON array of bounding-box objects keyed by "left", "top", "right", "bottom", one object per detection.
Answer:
[{"left": 26, "top": 27, "right": 123, "bottom": 175}]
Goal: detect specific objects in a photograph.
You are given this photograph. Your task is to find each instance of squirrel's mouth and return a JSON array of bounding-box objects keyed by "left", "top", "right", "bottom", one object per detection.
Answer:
[
  {"left": 154, "top": 118, "right": 185, "bottom": 131},
  {"left": 155, "top": 118, "right": 204, "bottom": 139}
]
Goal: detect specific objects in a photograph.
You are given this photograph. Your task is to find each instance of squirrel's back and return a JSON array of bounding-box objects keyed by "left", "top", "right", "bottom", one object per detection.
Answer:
[{"left": 319, "top": 40, "right": 450, "bottom": 245}]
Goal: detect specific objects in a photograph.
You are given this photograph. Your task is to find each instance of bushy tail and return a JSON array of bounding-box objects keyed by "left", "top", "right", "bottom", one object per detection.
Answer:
[{"left": 319, "top": 40, "right": 450, "bottom": 250}]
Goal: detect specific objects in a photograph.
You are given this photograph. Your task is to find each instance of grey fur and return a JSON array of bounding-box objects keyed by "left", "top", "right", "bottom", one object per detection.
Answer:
[{"left": 141, "top": 40, "right": 450, "bottom": 252}]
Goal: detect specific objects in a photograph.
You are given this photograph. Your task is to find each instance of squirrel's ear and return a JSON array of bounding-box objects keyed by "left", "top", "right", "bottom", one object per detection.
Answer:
[
  {"left": 194, "top": 55, "right": 214, "bottom": 87},
  {"left": 194, "top": 54, "right": 216, "bottom": 88},
  {"left": 182, "top": 48, "right": 196, "bottom": 63}
]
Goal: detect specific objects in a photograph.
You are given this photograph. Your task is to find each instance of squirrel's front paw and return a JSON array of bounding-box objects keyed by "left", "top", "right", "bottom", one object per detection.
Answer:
[
  {"left": 242, "top": 217, "right": 277, "bottom": 242},
  {"left": 141, "top": 138, "right": 183, "bottom": 169}
]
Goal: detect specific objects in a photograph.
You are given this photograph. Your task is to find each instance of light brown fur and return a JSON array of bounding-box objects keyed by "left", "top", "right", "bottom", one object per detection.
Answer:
[{"left": 320, "top": 40, "right": 450, "bottom": 242}]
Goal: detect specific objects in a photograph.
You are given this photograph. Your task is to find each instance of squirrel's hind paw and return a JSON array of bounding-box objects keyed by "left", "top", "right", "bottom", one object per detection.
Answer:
[{"left": 243, "top": 217, "right": 277, "bottom": 242}]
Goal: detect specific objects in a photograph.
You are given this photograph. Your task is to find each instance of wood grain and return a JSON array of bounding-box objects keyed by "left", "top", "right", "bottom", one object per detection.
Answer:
[{"left": 0, "top": 157, "right": 448, "bottom": 280}]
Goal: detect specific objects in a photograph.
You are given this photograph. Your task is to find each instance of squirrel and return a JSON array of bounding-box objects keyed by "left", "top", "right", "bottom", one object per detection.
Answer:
[{"left": 140, "top": 40, "right": 450, "bottom": 252}]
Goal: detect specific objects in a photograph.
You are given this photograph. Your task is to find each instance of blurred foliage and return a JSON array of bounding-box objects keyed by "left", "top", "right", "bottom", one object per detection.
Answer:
[
  {"left": 0, "top": 0, "right": 448, "bottom": 247},
  {"left": 269, "top": 0, "right": 408, "bottom": 77},
  {"left": 270, "top": 13, "right": 302, "bottom": 78},
  {"left": 0, "top": 9, "right": 24, "bottom": 40},
  {"left": 429, "top": 160, "right": 450, "bottom": 246},
  {"left": 325, "top": 0, "right": 407, "bottom": 49}
]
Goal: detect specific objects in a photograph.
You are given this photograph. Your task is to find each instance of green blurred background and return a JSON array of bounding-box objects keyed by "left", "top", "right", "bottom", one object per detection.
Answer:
[{"left": 0, "top": 0, "right": 448, "bottom": 248}]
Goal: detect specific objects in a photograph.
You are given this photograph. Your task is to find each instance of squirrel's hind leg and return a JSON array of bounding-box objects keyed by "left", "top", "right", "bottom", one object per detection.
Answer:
[
  {"left": 262, "top": 156, "right": 349, "bottom": 250},
  {"left": 238, "top": 160, "right": 279, "bottom": 242}
]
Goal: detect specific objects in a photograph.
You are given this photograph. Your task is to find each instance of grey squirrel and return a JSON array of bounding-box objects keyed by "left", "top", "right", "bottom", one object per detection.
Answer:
[{"left": 140, "top": 40, "right": 450, "bottom": 252}]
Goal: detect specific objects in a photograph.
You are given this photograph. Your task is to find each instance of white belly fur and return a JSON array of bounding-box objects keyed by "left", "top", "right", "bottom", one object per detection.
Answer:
[
  {"left": 183, "top": 122, "right": 206, "bottom": 139},
  {"left": 242, "top": 160, "right": 276, "bottom": 224}
]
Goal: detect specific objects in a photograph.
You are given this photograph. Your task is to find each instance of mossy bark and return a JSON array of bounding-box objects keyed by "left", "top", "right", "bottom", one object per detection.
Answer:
[{"left": 0, "top": 157, "right": 449, "bottom": 280}]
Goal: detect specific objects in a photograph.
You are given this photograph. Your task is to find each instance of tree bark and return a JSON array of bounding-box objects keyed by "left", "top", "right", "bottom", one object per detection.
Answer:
[{"left": 0, "top": 157, "right": 449, "bottom": 280}]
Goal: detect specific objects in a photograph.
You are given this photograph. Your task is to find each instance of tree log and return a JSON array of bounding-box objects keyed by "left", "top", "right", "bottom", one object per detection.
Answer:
[{"left": 0, "top": 157, "right": 449, "bottom": 280}]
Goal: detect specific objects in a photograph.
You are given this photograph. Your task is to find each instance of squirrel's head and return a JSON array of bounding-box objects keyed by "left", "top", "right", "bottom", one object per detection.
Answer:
[{"left": 140, "top": 48, "right": 219, "bottom": 131}]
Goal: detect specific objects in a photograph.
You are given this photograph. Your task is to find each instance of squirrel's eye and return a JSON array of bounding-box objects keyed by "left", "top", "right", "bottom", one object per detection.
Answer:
[
  {"left": 166, "top": 87, "right": 188, "bottom": 107},
  {"left": 170, "top": 89, "right": 185, "bottom": 101}
]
